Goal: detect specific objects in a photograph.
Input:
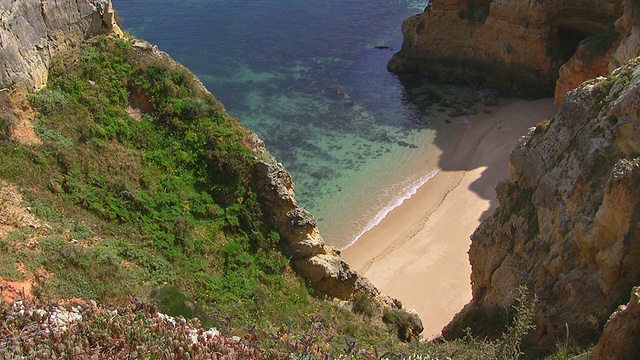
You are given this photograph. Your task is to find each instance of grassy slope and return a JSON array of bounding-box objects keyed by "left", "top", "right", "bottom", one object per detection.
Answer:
[
  {"left": 0, "top": 35, "right": 404, "bottom": 357},
  {"left": 0, "top": 35, "right": 578, "bottom": 359}
]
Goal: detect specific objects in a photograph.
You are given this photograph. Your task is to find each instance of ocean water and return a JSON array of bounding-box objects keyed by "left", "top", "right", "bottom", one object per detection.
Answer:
[{"left": 112, "top": 0, "right": 481, "bottom": 249}]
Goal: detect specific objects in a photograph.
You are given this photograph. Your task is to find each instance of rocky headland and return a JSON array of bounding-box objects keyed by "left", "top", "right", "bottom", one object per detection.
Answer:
[
  {"left": 388, "top": 0, "right": 640, "bottom": 100},
  {"left": 2, "top": 0, "right": 640, "bottom": 356},
  {"left": 388, "top": 0, "right": 640, "bottom": 355}
]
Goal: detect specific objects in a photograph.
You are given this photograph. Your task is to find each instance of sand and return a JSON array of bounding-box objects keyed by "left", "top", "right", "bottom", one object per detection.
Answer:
[{"left": 341, "top": 98, "right": 558, "bottom": 339}]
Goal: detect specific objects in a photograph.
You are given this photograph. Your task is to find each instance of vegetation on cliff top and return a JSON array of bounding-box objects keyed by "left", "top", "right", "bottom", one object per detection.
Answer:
[{"left": 0, "top": 34, "right": 575, "bottom": 358}]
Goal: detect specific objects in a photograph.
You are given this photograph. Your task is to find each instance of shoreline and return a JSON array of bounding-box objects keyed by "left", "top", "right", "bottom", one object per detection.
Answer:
[{"left": 341, "top": 98, "right": 557, "bottom": 339}]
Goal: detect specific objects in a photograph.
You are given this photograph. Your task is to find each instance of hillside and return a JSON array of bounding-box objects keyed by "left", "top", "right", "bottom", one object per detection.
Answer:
[
  {"left": 1, "top": 0, "right": 639, "bottom": 359},
  {"left": 0, "top": 1, "right": 426, "bottom": 356}
]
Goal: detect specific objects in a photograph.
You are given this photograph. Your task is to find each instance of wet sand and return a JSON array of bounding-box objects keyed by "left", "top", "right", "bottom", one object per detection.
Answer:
[{"left": 341, "top": 98, "right": 557, "bottom": 339}]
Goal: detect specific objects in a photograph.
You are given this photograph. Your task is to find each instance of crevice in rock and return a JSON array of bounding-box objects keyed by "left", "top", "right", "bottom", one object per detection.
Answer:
[{"left": 555, "top": 27, "right": 593, "bottom": 62}]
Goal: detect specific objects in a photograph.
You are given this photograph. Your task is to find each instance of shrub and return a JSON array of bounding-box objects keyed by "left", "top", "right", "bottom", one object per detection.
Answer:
[
  {"left": 494, "top": 286, "right": 538, "bottom": 359},
  {"left": 352, "top": 292, "right": 380, "bottom": 319},
  {"left": 584, "top": 24, "right": 619, "bottom": 57},
  {"left": 383, "top": 308, "right": 419, "bottom": 341}
]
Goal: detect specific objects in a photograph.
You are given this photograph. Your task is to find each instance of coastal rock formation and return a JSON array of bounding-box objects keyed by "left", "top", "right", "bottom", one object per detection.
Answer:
[
  {"left": 0, "top": 0, "right": 123, "bottom": 93},
  {"left": 251, "top": 144, "right": 423, "bottom": 337},
  {"left": 388, "top": 0, "right": 623, "bottom": 98},
  {"left": 592, "top": 287, "right": 640, "bottom": 359},
  {"left": 442, "top": 57, "right": 640, "bottom": 349},
  {"left": 555, "top": 0, "right": 640, "bottom": 104}
]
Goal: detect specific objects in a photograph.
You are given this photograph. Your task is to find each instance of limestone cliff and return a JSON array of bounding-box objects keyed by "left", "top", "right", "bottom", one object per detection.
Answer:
[
  {"left": 442, "top": 57, "right": 640, "bottom": 349},
  {"left": 388, "top": 0, "right": 623, "bottom": 98},
  {"left": 0, "top": 0, "right": 122, "bottom": 93},
  {"left": 592, "top": 287, "right": 640, "bottom": 359},
  {"left": 555, "top": 0, "right": 640, "bottom": 104}
]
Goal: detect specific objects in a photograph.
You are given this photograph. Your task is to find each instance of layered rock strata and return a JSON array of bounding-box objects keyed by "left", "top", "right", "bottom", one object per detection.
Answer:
[
  {"left": 388, "top": 0, "right": 623, "bottom": 98},
  {"left": 0, "top": 0, "right": 123, "bottom": 92},
  {"left": 442, "top": 57, "right": 640, "bottom": 349}
]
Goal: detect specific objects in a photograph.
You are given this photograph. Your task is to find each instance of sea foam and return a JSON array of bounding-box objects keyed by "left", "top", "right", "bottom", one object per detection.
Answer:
[{"left": 343, "top": 168, "right": 440, "bottom": 250}]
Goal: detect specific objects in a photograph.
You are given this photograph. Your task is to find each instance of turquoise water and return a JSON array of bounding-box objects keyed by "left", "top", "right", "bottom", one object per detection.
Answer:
[{"left": 113, "top": 0, "right": 482, "bottom": 249}]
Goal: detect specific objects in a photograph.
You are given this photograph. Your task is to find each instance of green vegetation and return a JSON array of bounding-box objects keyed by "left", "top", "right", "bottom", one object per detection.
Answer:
[
  {"left": 0, "top": 35, "right": 406, "bottom": 356},
  {"left": 584, "top": 24, "right": 619, "bottom": 56},
  {"left": 0, "top": 35, "right": 578, "bottom": 358}
]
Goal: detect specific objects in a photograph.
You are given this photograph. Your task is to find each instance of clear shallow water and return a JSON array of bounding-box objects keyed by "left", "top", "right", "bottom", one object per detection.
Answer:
[{"left": 113, "top": 0, "right": 482, "bottom": 249}]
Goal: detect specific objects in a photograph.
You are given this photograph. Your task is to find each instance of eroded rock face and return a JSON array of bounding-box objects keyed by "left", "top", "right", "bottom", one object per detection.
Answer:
[
  {"left": 555, "top": 0, "right": 640, "bottom": 104},
  {"left": 0, "top": 0, "right": 123, "bottom": 92},
  {"left": 592, "top": 287, "right": 640, "bottom": 360},
  {"left": 442, "top": 57, "right": 640, "bottom": 350},
  {"left": 389, "top": 0, "right": 623, "bottom": 98},
  {"left": 252, "top": 157, "right": 373, "bottom": 299}
]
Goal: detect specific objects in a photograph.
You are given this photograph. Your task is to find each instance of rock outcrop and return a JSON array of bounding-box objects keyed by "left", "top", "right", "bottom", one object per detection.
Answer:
[
  {"left": 250, "top": 136, "right": 423, "bottom": 338},
  {"left": 592, "top": 287, "right": 640, "bottom": 359},
  {"left": 555, "top": 0, "right": 640, "bottom": 104},
  {"left": 388, "top": 0, "right": 623, "bottom": 98},
  {"left": 0, "top": 0, "right": 123, "bottom": 93},
  {"left": 442, "top": 57, "right": 640, "bottom": 350}
]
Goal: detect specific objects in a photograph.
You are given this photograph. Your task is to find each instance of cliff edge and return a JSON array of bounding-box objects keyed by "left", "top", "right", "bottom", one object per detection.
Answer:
[{"left": 442, "top": 56, "right": 640, "bottom": 352}]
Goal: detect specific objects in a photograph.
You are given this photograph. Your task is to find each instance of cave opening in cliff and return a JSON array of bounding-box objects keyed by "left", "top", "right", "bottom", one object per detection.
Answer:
[{"left": 556, "top": 27, "right": 593, "bottom": 61}]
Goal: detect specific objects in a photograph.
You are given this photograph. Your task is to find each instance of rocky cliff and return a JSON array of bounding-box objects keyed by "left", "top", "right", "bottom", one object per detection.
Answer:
[
  {"left": 0, "top": 0, "right": 122, "bottom": 93},
  {"left": 388, "top": 0, "right": 624, "bottom": 98},
  {"left": 555, "top": 0, "right": 640, "bottom": 104},
  {"left": 592, "top": 286, "right": 640, "bottom": 359},
  {"left": 441, "top": 56, "right": 640, "bottom": 351}
]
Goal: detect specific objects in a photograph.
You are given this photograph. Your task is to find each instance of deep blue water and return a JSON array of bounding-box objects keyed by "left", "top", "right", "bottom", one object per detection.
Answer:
[{"left": 112, "top": 0, "right": 478, "bottom": 248}]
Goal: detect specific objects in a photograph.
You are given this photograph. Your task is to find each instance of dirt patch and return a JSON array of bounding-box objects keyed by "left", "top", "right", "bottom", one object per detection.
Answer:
[
  {"left": 0, "top": 276, "right": 33, "bottom": 303},
  {"left": 126, "top": 87, "right": 156, "bottom": 121},
  {"left": 0, "top": 180, "right": 40, "bottom": 239},
  {"left": 8, "top": 92, "right": 42, "bottom": 146}
]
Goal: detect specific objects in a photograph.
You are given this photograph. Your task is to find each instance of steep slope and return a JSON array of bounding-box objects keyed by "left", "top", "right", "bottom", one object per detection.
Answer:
[
  {"left": 0, "top": 0, "right": 424, "bottom": 348},
  {"left": 442, "top": 56, "right": 640, "bottom": 350},
  {"left": 388, "top": 0, "right": 625, "bottom": 98}
]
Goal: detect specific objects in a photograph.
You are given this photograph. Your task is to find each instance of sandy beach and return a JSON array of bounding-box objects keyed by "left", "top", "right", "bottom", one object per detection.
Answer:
[{"left": 341, "top": 98, "right": 558, "bottom": 339}]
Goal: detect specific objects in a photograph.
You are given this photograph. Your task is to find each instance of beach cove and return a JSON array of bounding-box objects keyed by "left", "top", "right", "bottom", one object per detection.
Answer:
[
  {"left": 114, "top": 0, "right": 559, "bottom": 339},
  {"left": 342, "top": 98, "right": 558, "bottom": 338}
]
